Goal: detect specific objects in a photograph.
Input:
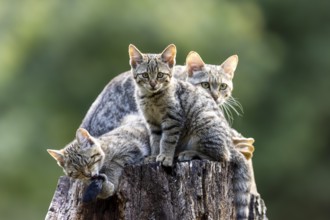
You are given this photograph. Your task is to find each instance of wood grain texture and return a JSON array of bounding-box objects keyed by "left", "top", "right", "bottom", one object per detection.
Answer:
[{"left": 46, "top": 160, "right": 267, "bottom": 220}]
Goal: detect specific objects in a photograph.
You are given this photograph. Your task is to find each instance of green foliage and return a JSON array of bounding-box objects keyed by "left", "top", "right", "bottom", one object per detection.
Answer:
[{"left": 0, "top": 0, "right": 329, "bottom": 219}]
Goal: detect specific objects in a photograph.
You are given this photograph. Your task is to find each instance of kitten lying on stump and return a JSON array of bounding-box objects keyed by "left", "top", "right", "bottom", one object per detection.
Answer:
[
  {"left": 48, "top": 114, "right": 150, "bottom": 201},
  {"left": 48, "top": 44, "right": 261, "bottom": 220}
]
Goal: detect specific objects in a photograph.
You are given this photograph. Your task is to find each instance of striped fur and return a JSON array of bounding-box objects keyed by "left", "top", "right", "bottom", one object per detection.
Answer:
[
  {"left": 48, "top": 114, "right": 150, "bottom": 199},
  {"left": 80, "top": 54, "right": 237, "bottom": 137},
  {"left": 80, "top": 71, "right": 137, "bottom": 137},
  {"left": 182, "top": 51, "right": 237, "bottom": 106},
  {"left": 129, "top": 44, "right": 251, "bottom": 219}
]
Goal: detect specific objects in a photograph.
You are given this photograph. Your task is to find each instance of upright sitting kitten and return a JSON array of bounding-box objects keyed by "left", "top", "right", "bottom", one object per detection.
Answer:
[
  {"left": 47, "top": 114, "right": 150, "bottom": 200},
  {"left": 183, "top": 52, "right": 258, "bottom": 195},
  {"left": 129, "top": 44, "right": 251, "bottom": 219},
  {"left": 183, "top": 51, "right": 255, "bottom": 155}
]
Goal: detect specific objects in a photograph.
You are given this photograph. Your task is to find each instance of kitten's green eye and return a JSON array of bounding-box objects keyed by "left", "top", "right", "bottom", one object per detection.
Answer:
[
  {"left": 142, "top": 73, "right": 149, "bottom": 78},
  {"left": 220, "top": 83, "right": 227, "bottom": 90},
  {"left": 201, "top": 82, "right": 210, "bottom": 89},
  {"left": 157, "top": 72, "right": 164, "bottom": 78}
]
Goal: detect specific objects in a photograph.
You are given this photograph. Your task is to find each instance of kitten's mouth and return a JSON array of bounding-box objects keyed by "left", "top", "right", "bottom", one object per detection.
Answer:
[
  {"left": 91, "top": 175, "right": 99, "bottom": 180},
  {"left": 148, "top": 87, "right": 161, "bottom": 93}
]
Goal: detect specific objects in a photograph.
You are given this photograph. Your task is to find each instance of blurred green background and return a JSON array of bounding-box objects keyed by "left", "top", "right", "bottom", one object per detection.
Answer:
[{"left": 1, "top": 0, "right": 329, "bottom": 219}]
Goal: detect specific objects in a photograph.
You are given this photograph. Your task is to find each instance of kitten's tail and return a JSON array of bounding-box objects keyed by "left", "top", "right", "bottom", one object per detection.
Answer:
[{"left": 230, "top": 148, "right": 251, "bottom": 220}]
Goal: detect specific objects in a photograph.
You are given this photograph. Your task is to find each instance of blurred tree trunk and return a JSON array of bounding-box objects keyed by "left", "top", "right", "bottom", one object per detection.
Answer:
[{"left": 45, "top": 160, "right": 267, "bottom": 220}]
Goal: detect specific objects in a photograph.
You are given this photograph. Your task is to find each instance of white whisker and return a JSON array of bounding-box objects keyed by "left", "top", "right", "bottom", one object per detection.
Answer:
[
  {"left": 219, "top": 96, "right": 244, "bottom": 124},
  {"left": 227, "top": 101, "right": 242, "bottom": 116},
  {"left": 228, "top": 97, "right": 244, "bottom": 113},
  {"left": 221, "top": 103, "right": 234, "bottom": 125}
]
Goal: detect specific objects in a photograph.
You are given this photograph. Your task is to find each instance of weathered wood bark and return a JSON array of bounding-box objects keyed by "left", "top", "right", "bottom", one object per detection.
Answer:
[{"left": 46, "top": 160, "right": 267, "bottom": 220}]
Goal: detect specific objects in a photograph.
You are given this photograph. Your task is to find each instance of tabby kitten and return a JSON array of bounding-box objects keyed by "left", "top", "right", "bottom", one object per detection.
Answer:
[
  {"left": 48, "top": 114, "right": 150, "bottom": 199},
  {"left": 183, "top": 51, "right": 254, "bottom": 152},
  {"left": 183, "top": 51, "right": 258, "bottom": 195},
  {"left": 129, "top": 44, "right": 251, "bottom": 219}
]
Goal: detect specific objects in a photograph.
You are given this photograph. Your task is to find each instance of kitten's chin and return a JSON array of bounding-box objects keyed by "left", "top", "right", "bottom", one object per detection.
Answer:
[
  {"left": 148, "top": 88, "right": 161, "bottom": 93},
  {"left": 145, "top": 86, "right": 163, "bottom": 93}
]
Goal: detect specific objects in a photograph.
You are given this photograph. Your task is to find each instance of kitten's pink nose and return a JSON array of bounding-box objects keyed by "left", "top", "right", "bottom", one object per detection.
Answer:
[
  {"left": 211, "top": 93, "right": 219, "bottom": 100},
  {"left": 150, "top": 80, "right": 157, "bottom": 88}
]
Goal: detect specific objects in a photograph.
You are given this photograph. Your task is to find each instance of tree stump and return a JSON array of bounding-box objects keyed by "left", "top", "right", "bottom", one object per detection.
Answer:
[{"left": 46, "top": 160, "right": 267, "bottom": 220}]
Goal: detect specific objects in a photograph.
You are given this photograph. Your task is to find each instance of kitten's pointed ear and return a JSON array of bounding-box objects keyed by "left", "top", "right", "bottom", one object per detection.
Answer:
[
  {"left": 76, "top": 128, "right": 92, "bottom": 145},
  {"left": 186, "top": 51, "right": 205, "bottom": 77},
  {"left": 161, "top": 44, "right": 176, "bottom": 68},
  {"left": 47, "top": 149, "right": 64, "bottom": 165},
  {"left": 220, "top": 55, "right": 238, "bottom": 79},
  {"left": 129, "top": 44, "right": 144, "bottom": 68}
]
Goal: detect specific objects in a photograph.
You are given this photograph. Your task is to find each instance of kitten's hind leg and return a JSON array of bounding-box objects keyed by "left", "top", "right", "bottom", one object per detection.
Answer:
[
  {"left": 177, "top": 150, "right": 214, "bottom": 161},
  {"left": 157, "top": 118, "right": 183, "bottom": 167}
]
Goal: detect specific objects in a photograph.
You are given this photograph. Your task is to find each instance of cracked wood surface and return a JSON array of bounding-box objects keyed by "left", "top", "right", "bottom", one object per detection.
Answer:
[{"left": 46, "top": 160, "right": 267, "bottom": 220}]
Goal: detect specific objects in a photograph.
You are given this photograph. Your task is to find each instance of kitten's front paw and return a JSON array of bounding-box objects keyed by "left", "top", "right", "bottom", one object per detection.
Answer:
[
  {"left": 98, "top": 181, "right": 115, "bottom": 199},
  {"left": 156, "top": 154, "right": 173, "bottom": 167},
  {"left": 144, "top": 155, "right": 157, "bottom": 164},
  {"left": 88, "top": 173, "right": 114, "bottom": 198}
]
